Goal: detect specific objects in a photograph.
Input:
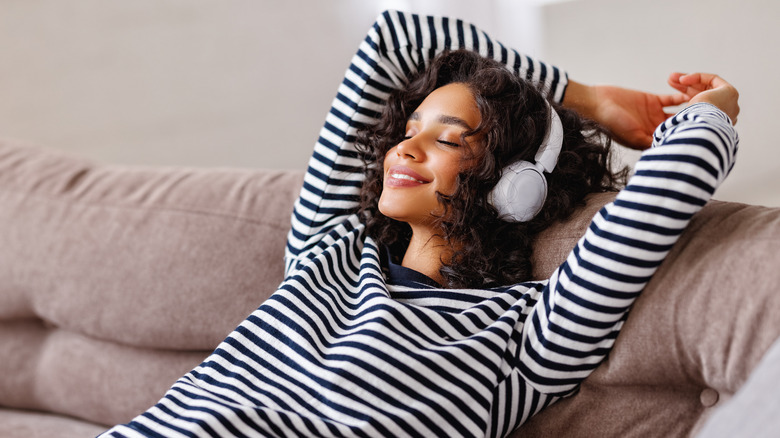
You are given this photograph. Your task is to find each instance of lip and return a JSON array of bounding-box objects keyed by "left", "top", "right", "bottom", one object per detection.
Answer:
[{"left": 385, "top": 165, "right": 431, "bottom": 187}]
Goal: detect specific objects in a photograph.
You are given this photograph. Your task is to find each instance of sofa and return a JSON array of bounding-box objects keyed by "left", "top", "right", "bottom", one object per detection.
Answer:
[{"left": 1, "top": 138, "right": 779, "bottom": 437}]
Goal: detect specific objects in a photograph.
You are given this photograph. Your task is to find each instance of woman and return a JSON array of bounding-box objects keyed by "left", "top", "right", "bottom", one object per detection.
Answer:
[
  {"left": 101, "top": 10, "right": 739, "bottom": 438},
  {"left": 356, "top": 49, "right": 628, "bottom": 289}
]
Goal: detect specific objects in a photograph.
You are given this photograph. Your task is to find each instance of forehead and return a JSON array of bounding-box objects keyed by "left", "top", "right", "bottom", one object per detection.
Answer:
[{"left": 412, "top": 83, "right": 481, "bottom": 130}]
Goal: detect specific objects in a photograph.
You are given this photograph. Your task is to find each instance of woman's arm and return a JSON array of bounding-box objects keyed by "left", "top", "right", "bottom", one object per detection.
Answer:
[
  {"left": 562, "top": 79, "right": 691, "bottom": 150},
  {"left": 562, "top": 73, "right": 739, "bottom": 150},
  {"left": 518, "top": 76, "right": 739, "bottom": 395},
  {"left": 284, "top": 10, "right": 568, "bottom": 276}
]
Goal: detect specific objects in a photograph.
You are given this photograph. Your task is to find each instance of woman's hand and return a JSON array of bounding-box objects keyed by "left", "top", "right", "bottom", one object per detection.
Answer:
[
  {"left": 667, "top": 72, "right": 740, "bottom": 124},
  {"left": 563, "top": 80, "right": 689, "bottom": 150}
]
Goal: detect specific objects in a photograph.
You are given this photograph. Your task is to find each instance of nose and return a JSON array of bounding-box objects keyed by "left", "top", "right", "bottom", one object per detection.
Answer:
[{"left": 395, "top": 136, "right": 425, "bottom": 161}]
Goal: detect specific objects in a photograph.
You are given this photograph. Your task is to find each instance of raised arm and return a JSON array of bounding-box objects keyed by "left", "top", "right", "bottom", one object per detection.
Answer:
[
  {"left": 518, "top": 75, "right": 739, "bottom": 395},
  {"left": 284, "top": 10, "right": 568, "bottom": 276},
  {"left": 563, "top": 78, "right": 695, "bottom": 150}
]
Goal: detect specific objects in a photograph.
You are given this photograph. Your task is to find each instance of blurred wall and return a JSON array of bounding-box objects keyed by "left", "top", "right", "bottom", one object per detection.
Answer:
[
  {"left": 1, "top": 0, "right": 776, "bottom": 206},
  {"left": 541, "top": 0, "right": 780, "bottom": 206},
  {"left": 0, "top": 0, "right": 368, "bottom": 170},
  {"left": 0, "top": 0, "right": 525, "bottom": 171}
]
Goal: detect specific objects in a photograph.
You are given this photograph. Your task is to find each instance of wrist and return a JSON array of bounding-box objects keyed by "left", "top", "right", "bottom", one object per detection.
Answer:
[
  {"left": 681, "top": 102, "right": 734, "bottom": 124},
  {"left": 562, "top": 80, "right": 598, "bottom": 119}
]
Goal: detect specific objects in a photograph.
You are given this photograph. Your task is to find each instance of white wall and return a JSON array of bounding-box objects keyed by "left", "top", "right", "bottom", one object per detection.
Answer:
[
  {"left": 1, "top": 0, "right": 776, "bottom": 206},
  {"left": 1, "top": 1, "right": 364, "bottom": 170},
  {"left": 0, "top": 1, "right": 551, "bottom": 170},
  {"left": 541, "top": 0, "right": 780, "bottom": 206}
]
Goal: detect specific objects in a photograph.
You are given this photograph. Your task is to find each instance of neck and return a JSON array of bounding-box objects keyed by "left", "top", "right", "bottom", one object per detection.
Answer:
[{"left": 401, "top": 227, "right": 453, "bottom": 285}]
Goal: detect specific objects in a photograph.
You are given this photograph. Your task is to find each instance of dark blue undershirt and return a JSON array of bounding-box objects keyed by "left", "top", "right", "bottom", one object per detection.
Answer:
[{"left": 383, "top": 246, "right": 441, "bottom": 289}]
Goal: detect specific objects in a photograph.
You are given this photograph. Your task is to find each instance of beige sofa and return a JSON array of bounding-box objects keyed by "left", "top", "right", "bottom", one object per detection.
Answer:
[{"left": 2, "top": 138, "right": 779, "bottom": 437}]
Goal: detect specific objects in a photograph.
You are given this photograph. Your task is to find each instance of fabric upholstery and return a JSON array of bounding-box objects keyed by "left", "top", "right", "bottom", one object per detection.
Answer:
[
  {"left": 0, "top": 140, "right": 303, "bottom": 426},
  {"left": 0, "top": 409, "right": 105, "bottom": 438},
  {"left": 1, "top": 139, "right": 779, "bottom": 436},
  {"left": 519, "top": 196, "right": 780, "bottom": 437},
  {"left": 694, "top": 334, "right": 780, "bottom": 437}
]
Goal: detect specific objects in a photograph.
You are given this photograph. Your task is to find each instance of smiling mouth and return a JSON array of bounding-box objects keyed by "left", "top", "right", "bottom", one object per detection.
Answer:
[
  {"left": 385, "top": 166, "right": 431, "bottom": 187},
  {"left": 389, "top": 172, "right": 426, "bottom": 184}
]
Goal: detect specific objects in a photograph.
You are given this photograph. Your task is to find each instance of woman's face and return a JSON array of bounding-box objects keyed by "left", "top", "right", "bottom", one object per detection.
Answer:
[{"left": 378, "top": 82, "right": 482, "bottom": 230}]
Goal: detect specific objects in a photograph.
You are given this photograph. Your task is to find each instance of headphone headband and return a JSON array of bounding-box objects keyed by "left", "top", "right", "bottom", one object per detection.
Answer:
[{"left": 535, "top": 102, "right": 564, "bottom": 172}]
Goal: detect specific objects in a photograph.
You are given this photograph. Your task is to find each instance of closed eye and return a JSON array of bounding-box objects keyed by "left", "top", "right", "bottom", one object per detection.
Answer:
[{"left": 438, "top": 140, "right": 461, "bottom": 147}]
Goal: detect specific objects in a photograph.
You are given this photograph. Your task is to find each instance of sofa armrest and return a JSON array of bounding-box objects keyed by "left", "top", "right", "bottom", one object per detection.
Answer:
[{"left": 693, "top": 334, "right": 780, "bottom": 438}]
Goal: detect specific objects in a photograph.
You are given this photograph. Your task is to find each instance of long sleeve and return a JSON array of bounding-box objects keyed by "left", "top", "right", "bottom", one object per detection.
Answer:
[
  {"left": 518, "top": 103, "right": 739, "bottom": 395},
  {"left": 284, "top": 10, "right": 568, "bottom": 277}
]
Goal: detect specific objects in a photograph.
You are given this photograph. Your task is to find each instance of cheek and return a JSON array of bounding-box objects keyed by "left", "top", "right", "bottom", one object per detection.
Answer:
[
  {"left": 436, "top": 157, "right": 468, "bottom": 194},
  {"left": 439, "top": 172, "right": 458, "bottom": 194},
  {"left": 382, "top": 147, "right": 397, "bottom": 172}
]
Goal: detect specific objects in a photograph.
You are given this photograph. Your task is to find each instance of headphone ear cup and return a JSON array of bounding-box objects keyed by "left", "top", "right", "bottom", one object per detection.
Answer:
[{"left": 488, "top": 161, "right": 548, "bottom": 222}]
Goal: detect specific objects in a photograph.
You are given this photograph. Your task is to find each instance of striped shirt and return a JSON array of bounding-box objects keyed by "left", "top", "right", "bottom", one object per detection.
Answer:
[{"left": 100, "top": 10, "right": 738, "bottom": 438}]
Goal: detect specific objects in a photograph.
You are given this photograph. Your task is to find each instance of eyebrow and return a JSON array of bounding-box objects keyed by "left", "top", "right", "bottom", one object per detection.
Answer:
[{"left": 409, "top": 112, "right": 473, "bottom": 130}]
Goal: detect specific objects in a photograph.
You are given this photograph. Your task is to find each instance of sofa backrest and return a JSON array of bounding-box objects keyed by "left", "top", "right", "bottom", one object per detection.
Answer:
[
  {"left": 0, "top": 140, "right": 303, "bottom": 424},
  {"left": 519, "top": 196, "right": 780, "bottom": 437}
]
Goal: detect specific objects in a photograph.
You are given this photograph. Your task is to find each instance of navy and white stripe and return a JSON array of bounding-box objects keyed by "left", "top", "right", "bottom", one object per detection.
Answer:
[
  {"left": 284, "top": 10, "right": 566, "bottom": 279},
  {"left": 100, "top": 11, "right": 738, "bottom": 438}
]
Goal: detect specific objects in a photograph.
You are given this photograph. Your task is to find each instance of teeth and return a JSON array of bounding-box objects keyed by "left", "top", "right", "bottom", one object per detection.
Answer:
[{"left": 391, "top": 173, "right": 424, "bottom": 183}]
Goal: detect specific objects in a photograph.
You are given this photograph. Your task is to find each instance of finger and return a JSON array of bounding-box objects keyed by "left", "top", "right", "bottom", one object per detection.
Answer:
[
  {"left": 677, "top": 73, "right": 727, "bottom": 99},
  {"left": 705, "top": 75, "right": 732, "bottom": 90},
  {"left": 667, "top": 72, "right": 689, "bottom": 94},
  {"left": 678, "top": 72, "right": 707, "bottom": 86},
  {"left": 658, "top": 93, "right": 689, "bottom": 107},
  {"left": 667, "top": 72, "right": 685, "bottom": 83},
  {"left": 679, "top": 72, "right": 728, "bottom": 89}
]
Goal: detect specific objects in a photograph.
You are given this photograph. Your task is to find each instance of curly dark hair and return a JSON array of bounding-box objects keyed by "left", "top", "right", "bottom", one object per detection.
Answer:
[{"left": 356, "top": 50, "right": 627, "bottom": 288}]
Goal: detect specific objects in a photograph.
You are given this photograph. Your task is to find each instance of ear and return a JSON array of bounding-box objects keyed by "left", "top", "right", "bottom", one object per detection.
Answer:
[{"left": 489, "top": 102, "right": 563, "bottom": 222}]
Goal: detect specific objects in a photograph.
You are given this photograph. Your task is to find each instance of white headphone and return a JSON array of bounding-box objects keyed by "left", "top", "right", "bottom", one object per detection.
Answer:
[{"left": 488, "top": 102, "right": 564, "bottom": 222}]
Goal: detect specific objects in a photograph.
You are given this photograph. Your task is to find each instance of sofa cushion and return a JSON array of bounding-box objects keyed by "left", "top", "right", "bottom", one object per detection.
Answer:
[
  {"left": 0, "top": 140, "right": 303, "bottom": 351},
  {"left": 0, "top": 318, "right": 208, "bottom": 427},
  {"left": 0, "top": 139, "right": 303, "bottom": 425},
  {"left": 0, "top": 409, "right": 106, "bottom": 438}
]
